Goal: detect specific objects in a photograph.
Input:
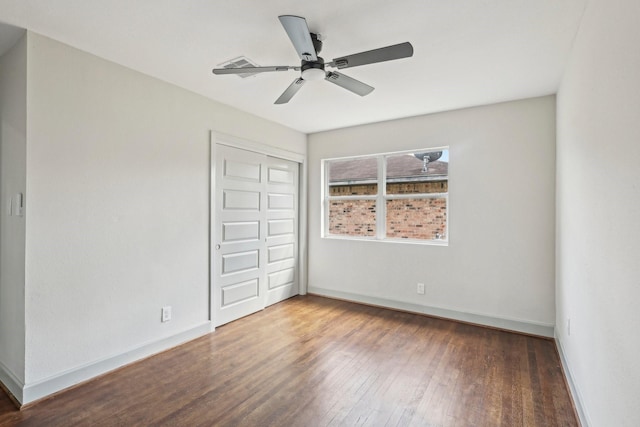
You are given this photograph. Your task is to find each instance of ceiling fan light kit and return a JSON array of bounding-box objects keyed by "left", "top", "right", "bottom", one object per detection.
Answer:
[
  {"left": 212, "top": 15, "right": 413, "bottom": 104},
  {"left": 301, "top": 59, "right": 326, "bottom": 81}
]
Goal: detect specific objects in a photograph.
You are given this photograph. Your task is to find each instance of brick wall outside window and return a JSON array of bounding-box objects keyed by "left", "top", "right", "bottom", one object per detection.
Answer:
[
  {"left": 329, "top": 184, "right": 377, "bottom": 196},
  {"left": 386, "top": 198, "right": 447, "bottom": 239},
  {"left": 329, "top": 200, "right": 376, "bottom": 236},
  {"left": 386, "top": 181, "right": 448, "bottom": 195}
]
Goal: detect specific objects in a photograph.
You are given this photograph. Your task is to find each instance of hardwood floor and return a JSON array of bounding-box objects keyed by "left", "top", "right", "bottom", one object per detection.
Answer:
[{"left": 0, "top": 295, "right": 577, "bottom": 426}]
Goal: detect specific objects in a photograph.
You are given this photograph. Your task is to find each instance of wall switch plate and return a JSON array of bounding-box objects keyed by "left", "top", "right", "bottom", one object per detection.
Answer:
[
  {"left": 417, "top": 283, "right": 425, "bottom": 295},
  {"left": 161, "top": 306, "right": 172, "bottom": 322}
]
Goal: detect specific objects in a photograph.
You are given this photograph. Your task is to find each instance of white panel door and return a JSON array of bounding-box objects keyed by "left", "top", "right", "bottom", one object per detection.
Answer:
[
  {"left": 214, "top": 145, "right": 300, "bottom": 326},
  {"left": 214, "top": 145, "right": 267, "bottom": 326},
  {"left": 265, "top": 156, "right": 299, "bottom": 307}
]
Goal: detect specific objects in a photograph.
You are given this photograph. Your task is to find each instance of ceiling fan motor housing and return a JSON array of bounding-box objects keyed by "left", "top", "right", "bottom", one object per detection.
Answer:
[
  {"left": 301, "top": 58, "right": 326, "bottom": 80},
  {"left": 311, "top": 33, "right": 323, "bottom": 54}
]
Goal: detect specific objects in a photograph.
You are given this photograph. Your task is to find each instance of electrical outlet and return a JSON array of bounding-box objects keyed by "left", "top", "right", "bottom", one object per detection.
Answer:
[
  {"left": 417, "top": 283, "right": 425, "bottom": 295},
  {"left": 161, "top": 306, "right": 172, "bottom": 323},
  {"left": 567, "top": 318, "right": 571, "bottom": 336}
]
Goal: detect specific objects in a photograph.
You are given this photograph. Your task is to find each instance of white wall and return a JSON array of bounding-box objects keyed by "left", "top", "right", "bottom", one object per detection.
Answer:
[
  {"left": 0, "top": 33, "right": 27, "bottom": 396},
  {"left": 308, "top": 96, "right": 556, "bottom": 335},
  {"left": 20, "top": 33, "right": 305, "bottom": 399},
  {"left": 556, "top": 0, "right": 640, "bottom": 425}
]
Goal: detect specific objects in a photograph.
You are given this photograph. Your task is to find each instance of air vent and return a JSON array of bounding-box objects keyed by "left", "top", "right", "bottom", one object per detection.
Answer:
[{"left": 218, "top": 56, "right": 260, "bottom": 78}]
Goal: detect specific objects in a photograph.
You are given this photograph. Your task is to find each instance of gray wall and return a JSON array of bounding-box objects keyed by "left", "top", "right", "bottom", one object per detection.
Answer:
[
  {"left": 308, "top": 96, "right": 556, "bottom": 336},
  {"left": 0, "top": 33, "right": 27, "bottom": 397},
  {"left": 18, "top": 33, "right": 305, "bottom": 401},
  {"left": 556, "top": 0, "right": 640, "bottom": 425}
]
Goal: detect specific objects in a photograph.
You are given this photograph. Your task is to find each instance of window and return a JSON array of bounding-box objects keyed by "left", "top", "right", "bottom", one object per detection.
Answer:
[{"left": 323, "top": 148, "right": 448, "bottom": 243}]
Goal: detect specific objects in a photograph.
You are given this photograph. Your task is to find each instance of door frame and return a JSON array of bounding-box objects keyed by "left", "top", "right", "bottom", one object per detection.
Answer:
[{"left": 209, "top": 131, "right": 307, "bottom": 330}]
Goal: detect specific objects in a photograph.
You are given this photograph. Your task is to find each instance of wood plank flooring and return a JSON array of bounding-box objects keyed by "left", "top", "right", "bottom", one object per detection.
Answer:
[{"left": 0, "top": 295, "right": 577, "bottom": 426}]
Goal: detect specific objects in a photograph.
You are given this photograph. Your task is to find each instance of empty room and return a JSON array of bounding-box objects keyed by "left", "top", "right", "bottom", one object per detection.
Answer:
[{"left": 0, "top": 0, "right": 638, "bottom": 426}]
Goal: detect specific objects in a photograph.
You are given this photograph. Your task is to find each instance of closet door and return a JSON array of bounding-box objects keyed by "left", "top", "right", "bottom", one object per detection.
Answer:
[
  {"left": 265, "top": 156, "right": 299, "bottom": 307},
  {"left": 214, "top": 144, "right": 267, "bottom": 326},
  {"left": 213, "top": 145, "right": 300, "bottom": 326}
]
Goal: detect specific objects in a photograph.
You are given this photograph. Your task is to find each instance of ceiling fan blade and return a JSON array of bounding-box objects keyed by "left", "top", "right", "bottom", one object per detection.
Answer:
[
  {"left": 275, "top": 78, "right": 306, "bottom": 104},
  {"left": 278, "top": 15, "right": 318, "bottom": 62},
  {"left": 212, "top": 66, "right": 297, "bottom": 75},
  {"left": 325, "top": 72, "right": 374, "bottom": 96},
  {"left": 331, "top": 42, "right": 413, "bottom": 69}
]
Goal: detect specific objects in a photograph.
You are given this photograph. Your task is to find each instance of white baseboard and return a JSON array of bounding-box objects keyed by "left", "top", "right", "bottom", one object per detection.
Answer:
[
  {"left": 555, "top": 332, "right": 591, "bottom": 427},
  {"left": 308, "top": 287, "right": 555, "bottom": 338},
  {"left": 20, "top": 321, "right": 212, "bottom": 405},
  {"left": 0, "top": 360, "right": 24, "bottom": 404}
]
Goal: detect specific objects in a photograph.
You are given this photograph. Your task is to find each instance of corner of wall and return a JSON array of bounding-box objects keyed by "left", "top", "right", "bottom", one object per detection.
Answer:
[
  {"left": 554, "top": 331, "right": 591, "bottom": 427},
  {"left": 0, "top": 27, "right": 28, "bottom": 402}
]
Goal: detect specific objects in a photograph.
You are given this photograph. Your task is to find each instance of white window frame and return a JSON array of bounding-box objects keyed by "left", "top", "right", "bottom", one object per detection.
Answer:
[{"left": 322, "top": 147, "right": 449, "bottom": 245}]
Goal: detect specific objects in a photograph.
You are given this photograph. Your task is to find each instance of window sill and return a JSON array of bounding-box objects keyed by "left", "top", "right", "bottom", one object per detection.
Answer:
[{"left": 321, "top": 234, "right": 449, "bottom": 246}]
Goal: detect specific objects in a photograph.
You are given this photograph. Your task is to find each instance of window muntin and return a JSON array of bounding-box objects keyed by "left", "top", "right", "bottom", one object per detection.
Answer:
[{"left": 324, "top": 148, "right": 448, "bottom": 243}]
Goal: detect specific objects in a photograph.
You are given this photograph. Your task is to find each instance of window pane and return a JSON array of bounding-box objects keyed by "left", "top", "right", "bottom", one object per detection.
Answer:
[
  {"left": 386, "top": 150, "right": 448, "bottom": 195},
  {"left": 328, "top": 157, "right": 378, "bottom": 196},
  {"left": 329, "top": 200, "right": 376, "bottom": 237},
  {"left": 386, "top": 198, "right": 447, "bottom": 240}
]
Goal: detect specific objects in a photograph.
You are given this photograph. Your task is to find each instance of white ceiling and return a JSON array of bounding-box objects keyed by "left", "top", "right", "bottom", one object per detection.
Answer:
[{"left": 0, "top": 0, "right": 586, "bottom": 133}]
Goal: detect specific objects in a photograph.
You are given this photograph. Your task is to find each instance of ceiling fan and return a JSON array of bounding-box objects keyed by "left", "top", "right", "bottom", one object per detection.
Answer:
[{"left": 212, "top": 15, "right": 414, "bottom": 104}]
